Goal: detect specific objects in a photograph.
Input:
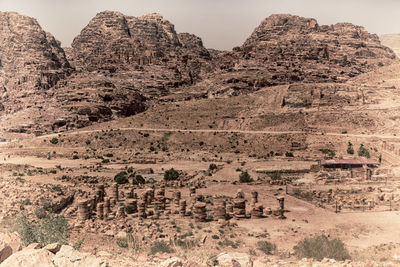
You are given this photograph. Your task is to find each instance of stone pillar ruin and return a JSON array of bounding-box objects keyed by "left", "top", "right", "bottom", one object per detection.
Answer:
[
  {"left": 226, "top": 202, "right": 234, "bottom": 217},
  {"left": 173, "top": 191, "right": 181, "bottom": 207},
  {"left": 112, "top": 184, "right": 119, "bottom": 205},
  {"left": 190, "top": 187, "right": 196, "bottom": 197},
  {"left": 251, "top": 204, "right": 264, "bottom": 218},
  {"left": 125, "top": 199, "right": 138, "bottom": 214},
  {"left": 251, "top": 191, "right": 258, "bottom": 206},
  {"left": 213, "top": 199, "right": 226, "bottom": 221},
  {"left": 96, "top": 203, "right": 104, "bottom": 220},
  {"left": 104, "top": 197, "right": 111, "bottom": 218},
  {"left": 77, "top": 200, "right": 89, "bottom": 221},
  {"left": 194, "top": 202, "right": 207, "bottom": 222},
  {"left": 277, "top": 196, "right": 285, "bottom": 219},
  {"left": 96, "top": 184, "right": 105, "bottom": 203},
  {"left": 179, "top": 200, "right": 186, "bottom": 216},
  {"left": 233, "top": 198, "right": 246, "bottom": 219},
  {"left": 138, "top": 200, "right": 147, "bottom": 218}
]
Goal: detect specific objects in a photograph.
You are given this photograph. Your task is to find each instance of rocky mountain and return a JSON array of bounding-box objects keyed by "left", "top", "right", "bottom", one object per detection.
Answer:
[
  {"left": 0, "top": 11, "right": 398, "bottom": 134},
  {"left": 194, "top": 14, "right": 398, "bottom": 96},
  {"left": 69, "top": 11, "right": 214, "bottom": 97},
  {"left": 0, "top": 12, "right": 71, "bottom": 113},
  {"left": 380, "top": 34, "right": 400, "bottom": 57}
]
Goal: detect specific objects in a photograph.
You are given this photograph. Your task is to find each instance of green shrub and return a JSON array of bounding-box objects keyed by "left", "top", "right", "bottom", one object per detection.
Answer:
[
  {"left": 102, "top": 159, "right": 110, "bottom": 164},
  {"left": 50, "top": 138, "right": 59, "bottom": 145},
  {"left": 239, "top": 171, "right": 253, "bottom": 183},
  {"left": 150, "top": 241, "right": 174, "bottom": 255},
  {"left": 72, "top": 155, "right": 79, "bottom": 160},
  {"left": 209, "top": 163, "right": 218, "bottom": 171},
  {"left": 16, "top": 213, "right": 69, "bottom": 246},
  {"left": 164, "top": 168, "right": 179, "bottom": 181},
  {"left": 357, "top": 144, "right": 370, "bottom": 158},
  {"left": 293, "top": 235, "right": 351, "bottom": 261},
  {"left": 285, "top": 152, "right": 294, "bottom": 157},
  {"left": 132, "top": 174, "right": 145, "bottom": 185},
  {"left": 347, "top": 142, "right": 354, "bottom": 155},
  {"left": 257, "top": 241, "right": 276, "bottom": 255},
  {"left": 114, "top": 171, "right": 128, "bottom": 184}
]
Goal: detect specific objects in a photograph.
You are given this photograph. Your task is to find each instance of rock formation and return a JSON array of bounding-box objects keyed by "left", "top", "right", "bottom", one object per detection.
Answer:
[{"left": 194, "top": 14, "right": 398, "bottom": 96}]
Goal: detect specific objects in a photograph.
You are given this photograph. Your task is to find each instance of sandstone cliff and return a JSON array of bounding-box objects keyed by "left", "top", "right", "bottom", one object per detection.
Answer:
[{"left": 194, "top": 14, "right": 398, "bottom": 96}]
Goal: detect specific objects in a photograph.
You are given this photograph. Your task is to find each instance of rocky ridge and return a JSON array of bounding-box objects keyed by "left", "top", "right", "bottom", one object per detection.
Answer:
[
  {"left": 0, "top": 11, "right": 398, "bottom": 133},
  {"left": 194, "top": 14, "right": 398, "bottom": 96}
]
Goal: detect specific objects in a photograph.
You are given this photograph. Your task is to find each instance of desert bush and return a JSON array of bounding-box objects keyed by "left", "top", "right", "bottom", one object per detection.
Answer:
[
  {"left": 347, "top": 142, "right": 354, "bottom": 154},
  {"left": 293, "top": 235, "right": 351, "bottom": 261},
  {"left": 257, "top": 240, "right": 276, "bottom": 255},
  {"left": 50, "top": 137, "right": 59, "bottom": 145},
  {"left": 357, "top": 144, "right": 370, "bottom": 158},
  {"left": 209, "top": 163, "right": 218, "bottom": 171},
  {"left": 164, "top": 168, "right": 179, "bottom": 181},
  {"left": 239, "top": 171, "right": 253, "bottom": 183},
  {"left": 150, "top": 240, "right": 174, "bottom": 255},
  {"left": 16, "top": 212, "right": 69, "bottom": 246},
  {"left": 132, "top": 174, "right": 145, "bottom": 185},
  {"left": 285, "top": 152, "right": 294, "bottom": 157},
  {"left": 114, "top": 171, "right": 128, "bottom": 184}
]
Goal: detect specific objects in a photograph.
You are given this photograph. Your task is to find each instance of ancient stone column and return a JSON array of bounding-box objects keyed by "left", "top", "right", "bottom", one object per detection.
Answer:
[
  {"left": 173, "top": 191, "right": 181, "bottom": 207},
  {"left": 96, "top": 184, "right": 105, "bottom": 203},
  {"left": 138, "top": 200, "right": 147, "bottom": 218},
  {"left": 233, "top": 198, "right": 246, "bottom": 219},
  {"left": 251, "top": 191, "right": 258, "bottom": 206},
  {"left": 251, "top": 204, "right": 264, "bottom": 218},
  {"left": 77, "top": 200, "right": 89, "bottom": 221},
  {"left": 97, "top": 203, "right": 104, "bottom": 220},
  {"left": 189, "top": 187, "right": 196, "bottom": 197},
  {"left": 213, "top": 199, "right": 226, "bottom": 221},
  {"left": 125, "top": 199, "right": 137, "bottom": 214},
  {"left": 194, "top": 202, "right": 207, "bottom": 222},
  {"left": 179, "top": 200, "right": 186, "bottom": 216},
  {"left": 112, "top": 184, "right": 119, "bottom": 205},
  {"left": 226, "top": 202, "right": 234, "bottom": 216},
  {"left": 104, "top": 197, "right": 111, "bottom": 218},
  {"left": 277, "top": 196, "right": 285, "bottom": 219}
]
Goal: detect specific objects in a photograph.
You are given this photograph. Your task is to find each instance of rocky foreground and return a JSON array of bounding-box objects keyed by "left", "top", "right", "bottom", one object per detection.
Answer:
[{"left": 0, "top": 235, "right": 398, "bottom": 267}]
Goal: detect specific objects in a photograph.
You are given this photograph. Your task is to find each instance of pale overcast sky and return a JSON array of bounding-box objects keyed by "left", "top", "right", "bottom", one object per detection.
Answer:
[{"left": 0, "top": 0, "right": 399, "bottom": 50}]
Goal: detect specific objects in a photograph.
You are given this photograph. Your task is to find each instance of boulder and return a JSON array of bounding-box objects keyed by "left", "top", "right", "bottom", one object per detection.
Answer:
[{"left": 215, "top": 253, "right": 253, "bottom": 267}]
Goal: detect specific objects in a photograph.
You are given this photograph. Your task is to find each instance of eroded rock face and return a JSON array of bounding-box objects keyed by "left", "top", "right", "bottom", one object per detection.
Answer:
[
  {"left": 198, "top": 14, "right": 398, "bottom": 96},
  {"left": 0, "top": 12, "right": 71, "bottom": 92},
  {"left": 70, "top": 11, "right": 215, "bottom": 97}
]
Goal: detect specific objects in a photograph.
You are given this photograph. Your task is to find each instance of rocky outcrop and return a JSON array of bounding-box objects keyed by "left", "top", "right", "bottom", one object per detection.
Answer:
[
  {"left": 197, "top": 14, "right": 398, "bottom": 96},
  {"left": 0, "top": 12, "right": 71, "bottom": 92},
  {"left": 70, "top": 11, "right": 215, "bottom": 97},
  {"left": 0, "top": 244, "right": 107, "bottom": 267}
]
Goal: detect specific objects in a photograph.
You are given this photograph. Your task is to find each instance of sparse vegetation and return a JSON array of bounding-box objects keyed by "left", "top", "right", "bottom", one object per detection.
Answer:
[
  {"left": 132, "top": 174, "right": 145, "bottom": 185},
  {"left": 239, "top": 171, "right": 253, "bottom": 183},
  {"left": 164, "top": 168, "right": 179, "bottom": 181},
  {"left": 16, "top": 212, "right": 69, "bottom": 246},
  {"left": 293, "top": 235, "right": 351, "bottom": 261},
  {"left": 50, "top": 137, "right": 59, "bottom": 144},
  {"left": 358, "top": 144, "right": 370, "bottom": 158},
  {"left": 114, "top": 171, "right": 128, "bottom": 184},
  {"left": 347, "top": 141, "right": 354, "bottom": 154},
  {"left": 149, "top": 240, "right": 174, "bottom": 255},
  {"left": 257, "top": 241, "right": 276, "bottom": 255}
]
